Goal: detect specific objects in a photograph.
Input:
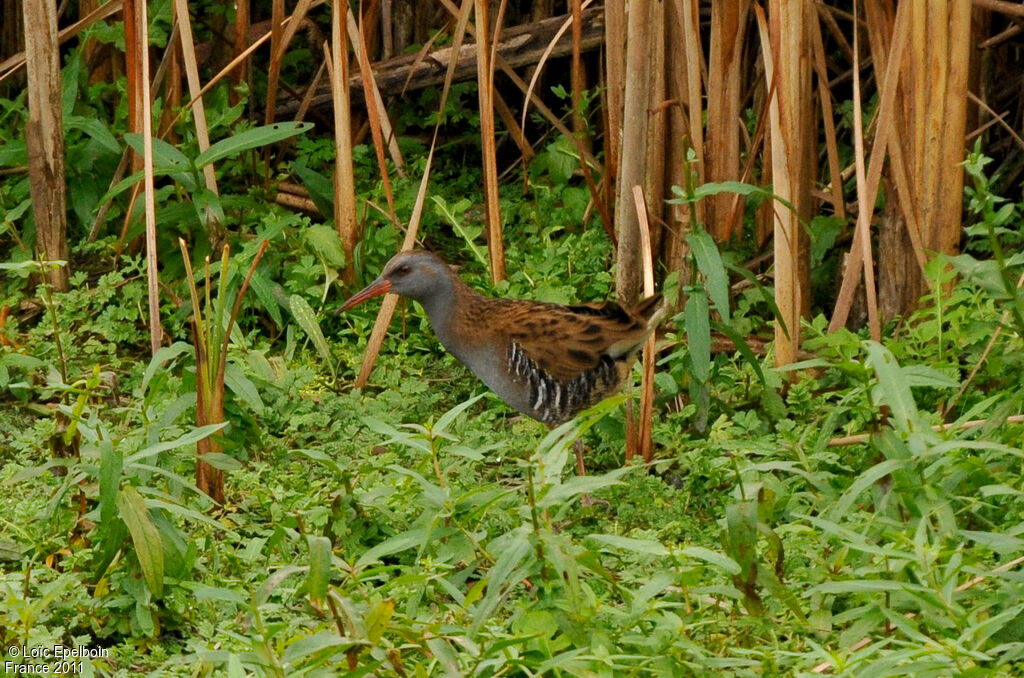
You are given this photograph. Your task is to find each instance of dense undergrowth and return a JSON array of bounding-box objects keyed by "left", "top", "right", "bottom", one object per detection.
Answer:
[{"left": 3, "top": 28, "right": 1024, "bottom": 678}]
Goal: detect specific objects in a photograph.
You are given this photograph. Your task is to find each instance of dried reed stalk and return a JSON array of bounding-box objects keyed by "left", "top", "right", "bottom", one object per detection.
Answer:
[
  {"left": 604, "top": 0, "right": 625, "bottom": 180},
  {"left": 810, "top": 10, "right": 845, "bottom": 221},
  {"left": 632, "top": 185, "right": 656, "bottom": 464},
  {"left": 706, "top": 0, "right": 751, "bottom": 241},
  {"left": 134, "top": 0, "right": 162, "bottom": 355},
  {"left": 829, "top": 1, "right": 910, "bottom": 334},
  {"left": 475, "top": 0, "right": 506, "bottom": 284},
  {"left": 757, "top": 2, "right": 813, "bottom": 366},
  {"left": 615, "top": 0, "right": 653, "bottom": 306},
  {"left": 347, "top": 6, "right": 399, "bottom": 221},
  {"left": 264, "top": 0, "right": 285, "bottom": 125},
  {"left": 327, "top": 0, "right": 358, "bottom": 283},
  {"left": 230, "top": 0, "right": 249, "bottom": 105},
  {"left": 23, "top": 0, "right": 68, "bottom": 291},
  {"left": 347, "top": 7, "right": 406, "bottom": 178},
  {"left": 172, "top": 0, "right": 220, "bottom": 228}
]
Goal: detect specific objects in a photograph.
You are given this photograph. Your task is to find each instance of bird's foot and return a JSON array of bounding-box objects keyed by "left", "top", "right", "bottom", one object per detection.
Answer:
[{"left": 580, "top": 493, "right": 611, "bottom": 508}]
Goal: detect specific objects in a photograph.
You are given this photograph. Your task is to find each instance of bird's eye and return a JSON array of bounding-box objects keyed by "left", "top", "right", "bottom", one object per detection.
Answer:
[{"left": 394, "top": 264, "right": 411, "bottom": 277}]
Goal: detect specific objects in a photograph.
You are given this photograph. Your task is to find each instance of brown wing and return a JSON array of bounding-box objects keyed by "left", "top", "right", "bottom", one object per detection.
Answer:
[{"left": 500, "top": 295, "right": 663, "bottom": 382}]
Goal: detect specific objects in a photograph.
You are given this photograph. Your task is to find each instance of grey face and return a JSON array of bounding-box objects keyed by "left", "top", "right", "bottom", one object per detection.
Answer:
[
  {"left": 341, "top": 250, "right": 454, "bottom": 311},
  {"left": 379, "top": 251, "right": 449, "bottom": 302}
]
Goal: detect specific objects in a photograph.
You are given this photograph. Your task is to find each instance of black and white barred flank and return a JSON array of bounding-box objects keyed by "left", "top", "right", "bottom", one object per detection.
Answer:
[{"left": 509, "top": 340, "right": 620, "bottom": 424}]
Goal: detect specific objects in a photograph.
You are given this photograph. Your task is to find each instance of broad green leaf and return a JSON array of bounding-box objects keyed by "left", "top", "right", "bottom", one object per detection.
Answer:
[
  {"left": 681, "top": 546, "right": 741, "bottom": 575},
  {"left": 757, "top": 567, "right": 808, "bottom": 623},
  {"left": 288, "top": 294, "right": 335, "bottom": 379},
  {"left": 306, "top": 535, "right": 332, "bottom": 604},
  {"left": 899, "top": 365, "right": 959, "bottom": 389},
  {"left": 832, "top": 458, "right": 909, "bottom": 519},
  {"left": 248, "top": 270, "right": 285, "bottom": 329},
  {"left": 434, "top": 393, "right": 485, "bottom": 435},
  {"left": 725, "top": 500, "right": 758, "bottom": 586},
  {"left": 280, "top": 631, "right": 347, "bottom": 666},
  {"left": 812, "top": 579, "right": 927, "bottom": 594},
  {"left": 540, "top": 467, "right": 629, "bottom": 506},
  {"left": 224, "top": 360, "right": 265, "bottom": 414},
  {"left": 292, "top": 448, "right": 346, "bottom": 476},
  {"left": 67, "top": 115, "right": 120, "bottom": 155},
  {"left": 712, "top": 320, "right": 772, "bottom": 392},
  {"left": 0, "top": 539, "right": 23, "bottom": 561},
  {"left": 195, "top": 122, "right": 313, "bottom": 168},
  {"left": 117, "top": 485, "right": 164, "bottom": 597},
  {"left": 291, "top": 163, "right": 335, "bottom": 216},
  {"left": 98, "top": 439, "right": 122, "bottom": 524},
  {"left": 193, "top": 585, "right": 247, "bottom": 605},
  {"left": 196, "top": 453, "right": 243, "bottom": 471},
  {"left": 686, "top": 229, "right": 730, "bottom": 322},
  {"left": 257, "top": 565, "right": 306, "bottom": 605},
  {"left": 586, "top": 534, "right": 669, "bottom": 556},
  {"left": 227, "top": 654, "right": 246, "bottom": 678},
  {"left": 306, "top": 224, "right": 347, "bottom": 268},
  {"left": 355, "top": 529, "right": 426, "bottom": 568},
  {"left": 124, "top": 423, "right": 227, "bottom": 464},
  {"left": 865, "top": 341, "right": 918, "bottom": 431},
  {"left": 124, "top": 133, "right": 191, "bottom": 168},
  {"left": 432, "top": 195, "right": 488, "bottom": 269},
  {"left": 684, "top": 289, "right": 711, "bottom": 382},
  {"left": 139, "top": 341, "right": 193, "bottom": 397},
  {"left": 366, "top": 598, "right": 395, "bottom": 643}
]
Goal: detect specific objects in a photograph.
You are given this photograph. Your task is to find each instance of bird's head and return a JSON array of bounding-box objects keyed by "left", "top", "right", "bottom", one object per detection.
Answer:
[{"left": 340, "top": 250, "right": 452, "bottom": 310}]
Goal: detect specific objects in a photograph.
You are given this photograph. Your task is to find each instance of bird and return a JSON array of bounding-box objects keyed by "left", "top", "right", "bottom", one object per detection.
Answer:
[{"left": 340, "top": 249, "right": 665, "bottom": 477}]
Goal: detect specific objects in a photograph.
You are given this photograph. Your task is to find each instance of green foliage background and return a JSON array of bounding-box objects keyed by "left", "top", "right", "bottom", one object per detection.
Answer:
[{"left": 2, "top": 4, "right": 1024, "bottom": 676}]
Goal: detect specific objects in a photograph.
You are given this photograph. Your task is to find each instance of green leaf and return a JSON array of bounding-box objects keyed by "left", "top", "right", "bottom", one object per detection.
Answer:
[
  {"left": 67, "top": 115, "right": 121, "bottom": 155},
  {"left": 306, "top": 224, "right": 347, "bottom": 268},
  {"left": 196, "top": 453, "right": 243, "bottom": 471},
  {"left": 192, "top": 585, "right": 248, "bottom": 605},
  {"left": 812, "top": 579, "right": 926, "bottom": 594},
  {"left": 355, "top": 529, "right": 425, "bottom": 568},
  {"left": 288, "top": 294, "right": 336, "bottom": 379},
  {"left": 139, "top": 342, "right": 193, "bottom": 397},
  {"left": 291, "top": 163, "right": 335, "bottom": 216},
  {"left": 865, "top": 341, "right": 919, "bottom": 431},
  {"left": 680, "top": 546, "right": 741, "bottom": 575},
  {"left": 432, "top": 196, "right": 489, "bottom": 270},
  {"left": 684, "top": 288, "right": 711, "bottom": 382},
  {"left": 433, "top": 393, "right": 485, "bottom": 435},
  {"left": 224, "top": 360, "right": 265, "bottom": 414},
  {"left": 686, "top": 229, "right": 730, "bottom": 322},
  {"left": 0, "top": 539, "right": 24, "bottom": 561},
  {"left": 124, "top": 133, "right": 191, "bottom": 169},
  {"left": 117, "top": 485, "right": 164, "bottom": 597},
  {"left": 124, "top": 423, "right": 228, "bottom": 465},
  {"left": 711, "top": 320, "right": 769, "bottom": 388},
  {"left": 586, "top": 534, "right": 669, "bottom": 556},
  {"left": 280, "top": 631, "right": 347, "bottom": 666},
  {"left": 366, "top": 598, "right": 394, "bottom": 643},
  {"left": 306, "top": 535, "right": 332, "bottom": 605},
  {"left": 98, "top": 440, "right": 122, "bottom": 524},
  {"left": 195, "top": 122, "right": 313, "bottom": 168},
  {"left": 899, "top": 365, "right": 959, "bottom": 389},
  {"left": 248, "top": 270, "right": 285, "bottom": 329},
  {"left": 832, "top": 458, "right": 909, "bottom": 519}
]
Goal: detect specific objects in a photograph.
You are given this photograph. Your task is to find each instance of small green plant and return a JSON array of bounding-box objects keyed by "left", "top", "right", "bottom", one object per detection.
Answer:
[{"left": 179, "top": 238, "right": 267, "bottom": 503}]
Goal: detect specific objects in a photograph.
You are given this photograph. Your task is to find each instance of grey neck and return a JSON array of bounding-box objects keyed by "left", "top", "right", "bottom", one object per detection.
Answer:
[{"left": 416, "top": 270, "right": 465, "bottom": 353}]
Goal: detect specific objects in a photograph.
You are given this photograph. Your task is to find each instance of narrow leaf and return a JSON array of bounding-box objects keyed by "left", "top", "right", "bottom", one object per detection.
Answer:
[{"left": 117, "top": 485, "right": 164, "bottom": 597}]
